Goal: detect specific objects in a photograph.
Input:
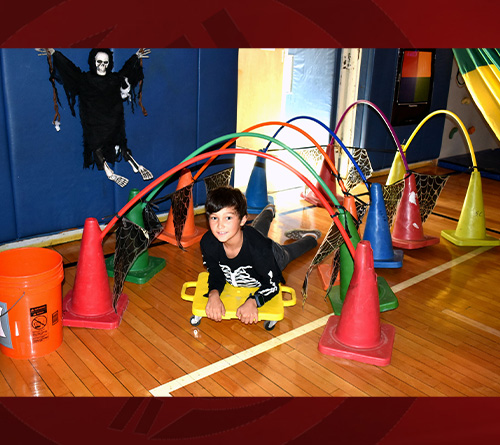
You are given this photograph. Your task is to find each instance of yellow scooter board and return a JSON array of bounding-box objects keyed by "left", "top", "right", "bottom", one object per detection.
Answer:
[{"left": 181, "top": 272, "right": 296, "bottom": 330}]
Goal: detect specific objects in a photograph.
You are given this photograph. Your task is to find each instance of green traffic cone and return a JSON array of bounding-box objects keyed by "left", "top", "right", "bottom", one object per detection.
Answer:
[
  {"left": 327, "top": 210, "right": 398, "bottom": 315},
  {"left": 106, "top": 188, "right": 166, "bottom": 284}
]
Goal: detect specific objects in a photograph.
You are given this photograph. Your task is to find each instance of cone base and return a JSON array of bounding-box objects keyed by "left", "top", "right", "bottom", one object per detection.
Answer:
[
  {"left": 106, "top": 255, "right": 166, "bottom": 284},
  {"left": 441, "top": 230, "right": 500, "bottom": 247},
  {"left": 301, "top": 190, "right": 331, "bottom": 208},
  {"left": 62, "top": 291, "right": 129, "bottom": 329},
  {"left": 247, "top": 196, "right": 274, "bottom": 214},
  {"left": 392, "top": 235, "right": 440, "bottom": 250},
  {"left": 373, "top": 249, "right": 404, "bottom": 269},
  {"left": 157, "top": 226, "right": 207, "bottom": 248},
  {"left": 327, "top": 276, "right": 398, "bottom": 315},
  {"left": 318, "top": 263, "right": 340, "bottom": 290},
  {"left": 318, "top": 315, "right": 395, "bottom": 366},
  {"left": 301, "top": 189, "right": 344, "bottom": 208}
]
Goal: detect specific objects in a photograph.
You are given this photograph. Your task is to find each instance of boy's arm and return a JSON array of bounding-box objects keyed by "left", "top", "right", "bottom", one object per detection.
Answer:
[
  {"left": 249, "top": 270, "right": 280, "bottom": 307},
  {"left": 205, "top": 289, "right": 226, "bottom": 322},
  {"left": 200, "top": 235, "right": 228, "bottom": 322},
  {"left": 200, "top": 234, "right": 226, "bottom": 296},
  {"left": 236, "top": 297, "right": 258, "bottom": 324}
]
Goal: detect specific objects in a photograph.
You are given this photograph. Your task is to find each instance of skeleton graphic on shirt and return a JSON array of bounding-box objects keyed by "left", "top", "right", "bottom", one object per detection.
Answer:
[{"left": 219, "top": 264, "right": 278, "bottom": 297}]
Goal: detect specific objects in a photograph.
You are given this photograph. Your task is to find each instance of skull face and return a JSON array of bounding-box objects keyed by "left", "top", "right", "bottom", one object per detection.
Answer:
[{"left": 95, "top": 52, "right": 109, "bottom": 76}]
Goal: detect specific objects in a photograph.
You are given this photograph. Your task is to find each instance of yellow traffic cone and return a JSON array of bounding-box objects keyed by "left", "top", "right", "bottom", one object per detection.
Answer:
[{"left": 441, "top": 170, "right": 500, "bottom": 246}]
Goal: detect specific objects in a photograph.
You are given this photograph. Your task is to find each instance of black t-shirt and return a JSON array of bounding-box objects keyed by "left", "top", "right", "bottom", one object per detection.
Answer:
[{"left": 200, "top": 226, "right": 284, "bottom": 307}]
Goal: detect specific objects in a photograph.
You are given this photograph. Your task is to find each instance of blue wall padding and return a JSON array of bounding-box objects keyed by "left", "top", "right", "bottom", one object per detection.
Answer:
[
  {"left": 194, "top": 49, "right": 238, "bottom": 205},
  {"left": 0, "top": 54, "right": 17, "bottom": 243},
  {"left": 111, "top": 48, "right": 201, "bottom": 213},
  {"left": 0, "top": 48, "right": 238, "bottom": 244}
]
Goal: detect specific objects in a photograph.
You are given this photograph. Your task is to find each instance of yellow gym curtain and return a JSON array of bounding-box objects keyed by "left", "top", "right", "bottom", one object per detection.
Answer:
[{"left": 453, "top": 49, "right": 500, "bottom": 140}]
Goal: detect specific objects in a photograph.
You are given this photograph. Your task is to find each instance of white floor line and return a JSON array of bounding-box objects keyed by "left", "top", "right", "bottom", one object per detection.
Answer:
[
  {"left": 149, "top": 315, "right": 331, "bottom": 396},
  {"left": 442, "top": 309, "right": 500, "bottom": 338},
  {"left": 390, "top": 246, "right": 493, "bottom": 294},
  {"left": 149, "top": 245, "right": 494, "bottom": 397}
]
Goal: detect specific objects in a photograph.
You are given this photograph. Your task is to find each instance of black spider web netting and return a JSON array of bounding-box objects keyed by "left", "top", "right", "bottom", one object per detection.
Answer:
[
  {"left": 203, "top": 167, "right": 233, "bottom": 193},
  {"left": 171, "top": 183, "right": 194, "bottom": 250},
  {"left": 382, "top": 180, "right": 405, "bottom": 228},
  {"left": 172, "top": 167, "right": 234, "bottom": 249},
  {"left": 353, "top": 197, "right": 370, "bottom": 227},
  {"left": 295, "top": 146, "right": 329, "bottom": 193},
  {"left": 297, "top": 146, "right": 324, "bottom": 172},
  {"left": 302, "top": 217, "right": 346, "bottom": 306},
  {"left": 414, "top": 172, "right": 450, "bottom": 223},
  {"left": 343, "top": 147, "right": 373, "bottom": 191},
  {"left": 146, "top": 168, "right": 233, "bottom": 252},
  {"left": 382, "top": 172, "right": 450, "bottom": 227},
  {"left": 112, "top": 203, "right": 163, "bottom": 310},
  {"left": 295, "top": 145, "right": 372, "bottom": 223}
]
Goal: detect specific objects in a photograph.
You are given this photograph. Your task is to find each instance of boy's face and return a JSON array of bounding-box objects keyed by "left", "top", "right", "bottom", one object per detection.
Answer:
[{"left": 208, "top": 206, "right": 247, "bottom": 244}]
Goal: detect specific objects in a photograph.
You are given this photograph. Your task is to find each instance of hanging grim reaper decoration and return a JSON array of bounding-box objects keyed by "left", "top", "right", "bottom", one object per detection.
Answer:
[{"left": 36, "top": 48, "right": 153, "bottom": 187}]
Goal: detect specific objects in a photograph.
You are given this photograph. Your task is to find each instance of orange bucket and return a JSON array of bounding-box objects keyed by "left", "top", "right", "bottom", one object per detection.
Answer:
[{"left": 0, "top": 247, "right": 64, "bottom": 359}]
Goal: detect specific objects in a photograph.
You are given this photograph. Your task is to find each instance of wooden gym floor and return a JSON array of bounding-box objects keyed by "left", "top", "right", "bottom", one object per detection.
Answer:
[{"left": 1, "top": 166, "right": 499, "bottom": 397}]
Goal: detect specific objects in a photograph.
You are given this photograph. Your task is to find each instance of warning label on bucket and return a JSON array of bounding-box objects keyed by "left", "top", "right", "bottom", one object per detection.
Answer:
[
  {"left": 30, "top": 304, "right": 47, "bottom": 317},
  {"left": 31, "top": 304, "right": 49, "bottom": 343}
]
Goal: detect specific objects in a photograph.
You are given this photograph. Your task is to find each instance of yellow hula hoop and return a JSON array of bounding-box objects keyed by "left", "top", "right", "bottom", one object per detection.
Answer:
[{"left": 403, "top": 110, "right": 477, "bottom": 168}]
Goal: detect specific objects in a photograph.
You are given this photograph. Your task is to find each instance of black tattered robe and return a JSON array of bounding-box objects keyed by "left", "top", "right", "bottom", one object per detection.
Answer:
[{"left": 51, "top": 50, "right": 144, "bottom": 169}]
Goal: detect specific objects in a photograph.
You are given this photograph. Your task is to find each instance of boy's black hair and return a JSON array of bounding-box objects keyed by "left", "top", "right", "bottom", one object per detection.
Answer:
[{"left": 205, "top": 186, "right": 247, "bottom": 219}]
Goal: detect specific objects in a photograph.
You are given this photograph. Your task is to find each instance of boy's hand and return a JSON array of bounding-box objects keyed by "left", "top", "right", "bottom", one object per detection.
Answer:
[
  {"left": 206, "top": 290, "right": 225, "bottom": 322},
  {"left": 237, "top": 298, "right": 259, "bottom": 325}
]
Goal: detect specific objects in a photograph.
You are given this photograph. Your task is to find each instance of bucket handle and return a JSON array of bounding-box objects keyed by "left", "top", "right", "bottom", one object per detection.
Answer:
[{"left": 0, "top": 292, "right": 25, "bottom": 318}]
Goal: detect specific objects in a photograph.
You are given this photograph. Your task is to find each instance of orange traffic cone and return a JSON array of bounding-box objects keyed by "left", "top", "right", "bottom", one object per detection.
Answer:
[
  {"left": 441, "top": 170, "right": 500, "bottom": 246},
  {"left": 317, "top": 195, "right": 358, "bottom": 290},
  {"left": 301, "top": 143, "right": 343, "bottom": 206},
  {"left": 317, "top": 263, "right": 339, "bottom": 291},
  {"left": 63, "top": 218, "right": 128, "bottom": 329},
  {"left": 318, "top": 240, "right": 395, "bottom": 366},
  {"left": 391, "top": 173, "right": 439, "bottom": 249},
  {"left": 157, "top": 168, "right": 207, "bottom": 248}
]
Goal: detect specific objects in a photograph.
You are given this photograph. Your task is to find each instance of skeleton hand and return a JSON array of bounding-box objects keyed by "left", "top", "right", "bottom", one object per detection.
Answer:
[
  {"left": 136, "top": 48, "right": 151, "bottom": 59},
  {"left": 103, "top": 162, "right": 129, "bottom": 188},
  {"left": 137, "top": 164, "right": 153, "bottom": 181},
  {"left": 122, "top": 150, "right": 153, "bottom": 181},
  {"left": 120, "top": 77, "right": 131, "bottom": 100},
  {"left": 127, "top": 158, "right": 153, "bottom": 181},
  {"left": 36, "top": 48, "right": 55, "bottom": 56}
]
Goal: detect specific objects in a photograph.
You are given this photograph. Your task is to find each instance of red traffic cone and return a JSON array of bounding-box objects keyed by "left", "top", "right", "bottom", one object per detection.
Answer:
[
  {"left": 157, "top": 168, "right": 207, "bottom": 247},
  {"left": 318, "top": 240, "right": 395, "bottom": 366},
  {"left": 301, "top": 143, "right": 343, "bottom": 206},
  {"left": 391, "top": 173, "right": 439, "bottom": 249},
  {"left": 63, "top": 218, "right": 128, "bottom": 329}
]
